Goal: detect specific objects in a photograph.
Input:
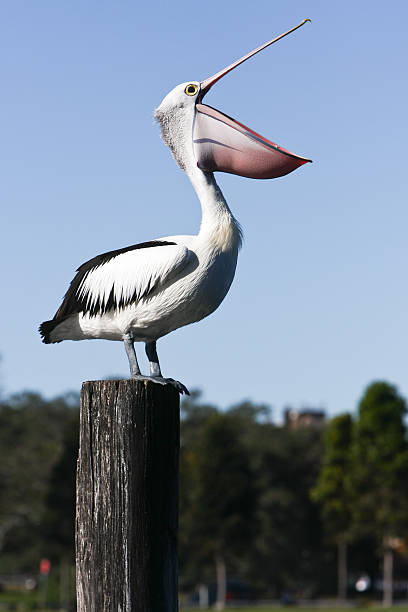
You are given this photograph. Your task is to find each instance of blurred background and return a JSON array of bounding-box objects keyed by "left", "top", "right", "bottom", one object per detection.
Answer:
[
  {"left": 2, "top": 0, "right": 408, "bottom": 609},
  {"left": 1, "top": 381, "right": 408, "bottom": 609}
]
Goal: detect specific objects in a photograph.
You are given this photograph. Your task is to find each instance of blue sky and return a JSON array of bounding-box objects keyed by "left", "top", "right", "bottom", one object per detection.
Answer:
[{"left": 2, "top": 1, "right": 408, "bottom": 418}]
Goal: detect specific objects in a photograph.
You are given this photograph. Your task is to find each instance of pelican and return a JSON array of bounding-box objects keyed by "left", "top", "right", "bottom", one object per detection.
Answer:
[{"left": 39, "top": 20, "right": 311, "bottom": 394}]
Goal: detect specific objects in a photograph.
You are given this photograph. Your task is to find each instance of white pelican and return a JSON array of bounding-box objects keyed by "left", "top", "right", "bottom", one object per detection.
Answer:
[{"left": 40, "top": 20, "right": 311, "bottom": 394}]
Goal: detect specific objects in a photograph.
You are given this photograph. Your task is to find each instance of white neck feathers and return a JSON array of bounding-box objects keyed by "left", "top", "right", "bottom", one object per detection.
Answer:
[{"left": 155, "top": 93, "right": 242, "bottom": 253}]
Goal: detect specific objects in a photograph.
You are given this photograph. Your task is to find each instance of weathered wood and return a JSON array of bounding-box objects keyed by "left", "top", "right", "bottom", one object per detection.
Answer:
[{"left": 76, "top": 379, "right": 180, "bottom": 612}]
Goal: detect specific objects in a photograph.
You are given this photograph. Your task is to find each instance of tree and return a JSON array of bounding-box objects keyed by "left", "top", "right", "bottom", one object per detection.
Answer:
[
  {"left": 311, "top": 413, "right": 353, "bottom": 599},
  {"left": 179, "top": 395, "right": 332, "bottom": 602},
  {"left": 350, "top": 381, "right": 408, "bottom": 606},
  {"left": 195, "top": 413, "right": 256, "bottom": 609},
  {"left": 249, "top": 424, "right": 327, "bottom": 598},
  {"left": 180, "top": 402, "right": 256, "bottom": 609},
  {"left": 179, "top": 391, "right": 219, "bottom": 593},
  {"left": 42, "top": 412, "right": 79, "bottom": 562},
  {"left": 0, "top": 391, "right": 79, "bottom": 572}
]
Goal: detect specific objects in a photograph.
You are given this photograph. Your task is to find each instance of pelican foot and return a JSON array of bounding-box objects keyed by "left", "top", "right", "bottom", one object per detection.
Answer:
[{"left": 130, "top": 374, "right": 189, "bottom": 395}]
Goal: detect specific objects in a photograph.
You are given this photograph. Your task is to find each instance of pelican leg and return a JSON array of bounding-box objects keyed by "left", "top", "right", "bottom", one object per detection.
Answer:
[
  {"left": 123, "top": 332, "right": 141, "bottom": 378},
  {"left": 145, "top": 341, "right": 190, "bottom": 395},
  {"left": 145, "top": 340, "right": 162, "bottom": 377}
]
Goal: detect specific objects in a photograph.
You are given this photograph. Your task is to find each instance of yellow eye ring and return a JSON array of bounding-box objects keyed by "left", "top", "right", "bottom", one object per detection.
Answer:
[{"left": 185, "top": 83, "right": 199, "bottom": 96}]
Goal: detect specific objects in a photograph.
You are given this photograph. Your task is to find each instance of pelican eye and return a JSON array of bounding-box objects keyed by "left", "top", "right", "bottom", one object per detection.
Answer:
[{"left": 185, "top": 83, "right": 199, "bottom": 96}]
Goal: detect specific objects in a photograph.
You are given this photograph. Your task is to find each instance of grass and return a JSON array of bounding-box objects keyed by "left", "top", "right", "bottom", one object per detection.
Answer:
[
  {"left": 2, "top": 598, "right": 407, "bottom": 612},
  {"left": 183, "top": 608, "right": 408, "bottom": 612}
]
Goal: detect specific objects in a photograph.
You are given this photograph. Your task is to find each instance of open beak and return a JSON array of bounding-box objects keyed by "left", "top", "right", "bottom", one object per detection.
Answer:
[{"left": 193, "top": 19, "right": 312, "bottom": 179}]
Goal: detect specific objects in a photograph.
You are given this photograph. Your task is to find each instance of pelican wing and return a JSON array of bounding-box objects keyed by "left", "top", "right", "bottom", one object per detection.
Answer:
[{"left": 54, "top": 240, "right": 194, "bottom": 319}]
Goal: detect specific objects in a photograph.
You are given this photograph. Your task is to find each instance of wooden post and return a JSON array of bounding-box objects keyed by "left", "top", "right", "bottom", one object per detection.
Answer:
[{"left": 76, "top": 379, "right": 180, "bottom": 612}]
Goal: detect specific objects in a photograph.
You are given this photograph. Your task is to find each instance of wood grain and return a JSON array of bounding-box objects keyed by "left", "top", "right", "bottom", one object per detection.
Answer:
[{"left": 76, "top": 379, "right": 180, "bottom": 612}]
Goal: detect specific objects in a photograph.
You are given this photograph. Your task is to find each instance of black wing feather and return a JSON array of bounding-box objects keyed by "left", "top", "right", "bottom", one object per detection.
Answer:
[{"left": 39, "top": 240, "right": 176, "bottom": 342}]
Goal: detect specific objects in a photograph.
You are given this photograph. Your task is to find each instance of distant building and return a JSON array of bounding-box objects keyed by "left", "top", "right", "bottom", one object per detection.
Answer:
[{"left": 284, "top": 408, "right": 326, "bottom": 429}]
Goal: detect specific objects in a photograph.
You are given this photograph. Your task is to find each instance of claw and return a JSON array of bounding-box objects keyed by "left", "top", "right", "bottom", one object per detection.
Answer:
[
  {"left": 130, "top": 374, "right": 189, "bottom": 395},
  {"left": 153, "top": 376, "right": 190, "bottom": 395},
  {"left": 164, "top": 378, "right": 190, "bottom": 395}
]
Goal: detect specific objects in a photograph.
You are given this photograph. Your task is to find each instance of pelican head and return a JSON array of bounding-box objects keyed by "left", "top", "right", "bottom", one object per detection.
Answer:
[{"left": 155, "top": 19, "right": 311, "bottom": 179}]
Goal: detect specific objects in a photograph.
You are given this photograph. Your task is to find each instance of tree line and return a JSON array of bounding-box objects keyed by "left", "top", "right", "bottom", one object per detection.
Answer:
[
  {"left": 0, "top": 381, "right": 407, "bottom": 607},
  {"left": 312, "top": 382, "right": 408, "bottom": 607}
]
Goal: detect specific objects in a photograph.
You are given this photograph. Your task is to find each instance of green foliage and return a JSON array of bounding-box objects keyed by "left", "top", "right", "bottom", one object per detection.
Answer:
[
  {"left": 0, "top": 391, "right": 79, "bottom": 572},
  {"left": 179, "top": 393, "right": 328, "bottom": 596},
  {"left": 311, "top": 413, "right": 353, "bottom": 541},
  {"left": 42, "top": 413, "right": 79, "bottom": 562},
  {"left": 349, "top": 381, "right": 408, "bottom": 543},
  {"left": 191, "top": 413, "right": 256, "bottom": 553},
  {"left": 3, "top": 379, "right": 408, "bottom": 601},
  {"left": 180, "top": 398, "right": 257, "bottom": 585},
  {"left": 249, "top": 425, "right": 326, "bottom": 595}
]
